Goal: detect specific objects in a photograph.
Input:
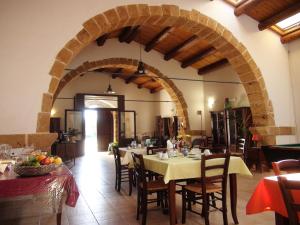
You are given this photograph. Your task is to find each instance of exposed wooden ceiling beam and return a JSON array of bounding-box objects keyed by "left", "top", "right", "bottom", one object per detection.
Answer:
[
  {"left": 145, "top": 27, "right": 172, "bottom": 52},
  {"left": 197, "top": 59, "right": 229, "bottom": 75},
  {"left": 234, "top": 0, "right": 261, "bottom": 16},
  {"left": 150, "top": 86, "right": 163, "bottom": 94},
  {"left": 258, "top": 2, "right": 300, "bottom": 31},
  {"left": 138, "top": 79, "right": 153, "bottom": 89},
  {"left": 125, "top": 26, "right": 140, "bottom": 43},
  {"left": 96, "top": 33, "right": 109, "bottom": 46},
  {"left": 164, "top": 35, "right": 198, "bottom": 61},
  {"left": 111, "top": 68, "right": 123, "bottom": 79},
  {"left": 118, "top": 27, "right": 132, "bottom": 43},
  {"left": 94, "top": 68, "right": 105, "bottom": 73},
  {"left": 281, "top": 28, "right": 300, "bottom": 44},
  {"left": 181, "top": 47, "right": 216, "bottom": 68},
  {"left": 125, "top": 75, "right": 139, "bottom": 84}
]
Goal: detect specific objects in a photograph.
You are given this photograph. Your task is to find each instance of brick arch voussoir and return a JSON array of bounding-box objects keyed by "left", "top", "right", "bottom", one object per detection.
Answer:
[{"left": 41, "top": 4, "right": 275, "bottom": 143}]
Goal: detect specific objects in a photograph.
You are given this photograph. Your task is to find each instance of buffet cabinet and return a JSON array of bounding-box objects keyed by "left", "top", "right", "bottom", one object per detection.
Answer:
[{"left": 210, "top": 107, "right": 252, "bottom": 147}]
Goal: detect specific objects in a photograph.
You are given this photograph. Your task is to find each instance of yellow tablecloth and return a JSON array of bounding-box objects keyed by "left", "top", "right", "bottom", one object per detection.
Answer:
[
  {"left": 119, "top": 147, "right": 147, "bottom": 165},
  {"left": 143, "top": 155, "right": 252, "bottom": 183}
]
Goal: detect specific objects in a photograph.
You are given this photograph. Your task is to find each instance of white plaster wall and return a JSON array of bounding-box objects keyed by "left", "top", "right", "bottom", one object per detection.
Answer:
[
  {"left": 288, "top": 39, "right": 300, "bottom": 142},
  {"left": 0, "top": 0, "right": 295, "bottom": 140},
  {"left": 203, "top": 65, "right": 249, "bottom": 136},
  {"left": 52, "top": 72, "right": 164, "bottom": 137}
]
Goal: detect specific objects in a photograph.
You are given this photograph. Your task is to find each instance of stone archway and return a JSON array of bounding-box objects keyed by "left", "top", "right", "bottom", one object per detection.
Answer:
[
  {"left": 38, "top": 4, "right": 294, "bottom": 145},
  {"left": 53, "top": 58, "right": 190, "bottom": 131}
]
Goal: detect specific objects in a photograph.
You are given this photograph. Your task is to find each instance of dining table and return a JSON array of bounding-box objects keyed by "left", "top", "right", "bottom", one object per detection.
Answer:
[
  {"left": 143, "top": 154, "right": 252, "bottom": 225},
  {"left": 246, "top": 173, "right": 300, "bottom": 225},
  {"left": 118, "top": 147, "right": 147, "bottom": 165},
  {"left": 0, "top": 164, "right": 79, "bottom": 224}
]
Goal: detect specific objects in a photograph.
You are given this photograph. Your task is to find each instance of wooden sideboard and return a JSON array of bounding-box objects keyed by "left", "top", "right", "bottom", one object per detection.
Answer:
[{"left": 51, "top": 141, "right": 84, "bottom": 164}]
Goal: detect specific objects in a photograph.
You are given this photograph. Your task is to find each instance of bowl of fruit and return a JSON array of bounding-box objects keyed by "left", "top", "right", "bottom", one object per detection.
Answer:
[{"left": 14, "top": 154, "right": 62, "bottom": 176}]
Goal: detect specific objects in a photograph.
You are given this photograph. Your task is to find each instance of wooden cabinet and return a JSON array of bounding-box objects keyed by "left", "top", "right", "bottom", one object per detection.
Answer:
[
  {"left": 210, "top": 107, "right": 252, "bottom": 147},
  {"left": 50, "top": 117, "right": 61, "bottom": 133}
]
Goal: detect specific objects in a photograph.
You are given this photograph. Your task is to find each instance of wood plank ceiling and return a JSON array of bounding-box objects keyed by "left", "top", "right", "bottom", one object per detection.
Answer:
[
  {"left": 93, "top": 0, "right": 300, "bottom": 93},
  {"left": 225, "top": 0, "right": 300, "bottom": 43},
  {"left": 95, "top": 25, "right": 228, "bottom": 93}
]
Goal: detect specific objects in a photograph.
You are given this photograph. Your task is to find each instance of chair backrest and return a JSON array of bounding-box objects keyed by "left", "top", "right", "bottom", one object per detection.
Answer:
[
  {"left": 272, "top": 159, "right": 300, "bottom": 175},
  {"left": 192, "top": 137, "right": 207, "bottom": 148},
  {"left": 201, "top": 153, "right": 230, "bottom": 193},
  {"left": 277, "top": 176, "right": 300, "bottom": 225},
  {"left": 146, "top": 147, "right": 166, "bottom": 155},
  {"left": 131, "top": 153, "right": 147, "bottom": 187},
  {"left": 236, "top": 138, "right": 246, "bottom": 153},
  {"left": 112, "top": 146, "right": 121, "bottom": 170},
  {"left": 207, "top": 136, "right": 213, "bottom": 147}
]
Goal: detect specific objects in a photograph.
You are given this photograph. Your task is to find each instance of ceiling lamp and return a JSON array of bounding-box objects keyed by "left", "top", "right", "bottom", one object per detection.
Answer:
[
  {"left": 105, "top": 77, "right": 116, "bottom": 94},
  {"left": 135, "top": 42, "right": 146, "bottom": 75}
]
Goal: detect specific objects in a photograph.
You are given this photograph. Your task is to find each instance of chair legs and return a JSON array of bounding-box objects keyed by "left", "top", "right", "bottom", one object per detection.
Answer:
[
  {"left": 182, "top": 189, "right": 186, "bottom": 224},
  {"left": 141, "top": 191, "right": 148, "bottom": 225},
  {"left": 115, "top": 167, "right": 132, "bottom": 195},
  {"left": 129, "top": 168, "right": 133, "bottom": 196},
  {"left": 182, "top": 189, "right": 228, "bottom": 225}
]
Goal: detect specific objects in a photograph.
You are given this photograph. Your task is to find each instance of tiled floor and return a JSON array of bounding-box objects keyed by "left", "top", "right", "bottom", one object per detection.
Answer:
[{"left": 61, "top": 152, "right": 275, "bottom": 225}]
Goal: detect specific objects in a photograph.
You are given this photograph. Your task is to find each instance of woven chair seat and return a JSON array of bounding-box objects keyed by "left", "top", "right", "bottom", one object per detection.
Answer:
[
  {"left": 185, "top": 182, "right": 222, "bottom": 194},
  {"left": 139, "top": 180, "right": 168, "bottom": 192}
]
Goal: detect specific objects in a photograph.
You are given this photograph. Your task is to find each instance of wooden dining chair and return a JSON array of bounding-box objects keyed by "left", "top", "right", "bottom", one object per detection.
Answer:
[
  {"left": 146, "top": 147, "right": 166, "bottom": 155},
  {"left": 277, "top": 176, "right": 300, "bottom": 225},
  {"left": 182, "top": 153, "right": 230, "bottom": 225},
  {"left": 230, "top": 138, "right": 246, "bottom": 160},
  {"left": 112, "top": 146, "right": 133, "bottom": 195},
  {"left": 272, "top": 159, "right": 300, "bottom": 175},
  {"left": 131, "top": 152, "right": 168, "bottom": 225}
]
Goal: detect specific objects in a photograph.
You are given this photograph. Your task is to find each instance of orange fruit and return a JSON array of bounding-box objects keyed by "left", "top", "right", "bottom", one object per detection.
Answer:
[
  {"left": 49, "top": 157, "right": 54, "bottom": 163},
  {"left": 36, "top": 154, "right": 46, "bottom": 162}
]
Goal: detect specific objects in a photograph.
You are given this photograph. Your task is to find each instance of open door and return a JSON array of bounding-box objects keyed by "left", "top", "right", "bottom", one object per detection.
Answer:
[{"left": 97, "top": 109, "right": 113, "bottom": 151}]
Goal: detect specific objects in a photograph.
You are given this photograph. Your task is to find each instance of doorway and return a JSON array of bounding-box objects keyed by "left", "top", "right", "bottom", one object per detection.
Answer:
[
  {"left": 84, "top": 109, "right": 98, "bottom": 154},
  {"left": 97, "top": 109, "right": 114, "bottom": 151}
]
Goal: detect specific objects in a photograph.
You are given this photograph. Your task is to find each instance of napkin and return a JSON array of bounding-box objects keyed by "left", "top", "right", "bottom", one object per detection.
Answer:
[{"left": 0, "top": 164, "right": 7, "bottom": 174}]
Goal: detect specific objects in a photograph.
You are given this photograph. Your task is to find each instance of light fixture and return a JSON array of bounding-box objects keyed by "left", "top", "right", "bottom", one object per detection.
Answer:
[
  {"left": 135, "top": 41, "right": 146, "bottom": 75},
  {"left": 105, "top": 77, "right": 115, "bottom": 94}
]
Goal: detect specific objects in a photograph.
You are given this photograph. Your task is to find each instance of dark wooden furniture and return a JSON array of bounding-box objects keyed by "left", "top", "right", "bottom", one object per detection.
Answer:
[
  {"left": 263, "top": 144, "right": 300, "bottom": 167},
  {"left": 211, "top": 107, "right": 252, "bottom": 148},
  {"left": 272, "top": 159, "right": 300, "bottom": 175},
  {"left": 155, "top": 116, "right": 179, "bottom": 146},
  {"left": 182, "top": 153, "right": 230, "bottom": 225},
  {"left": 112, "top": 146, "right": 132, "bottom": 195},
  {"left": 277, "top": 176, "right": 300, "bottom": 225},
  {"left": 246, "top": 147, "right": 268, "bottom": 173},
  {"left": 52, "top": 141, "right": 83, "bottom": 166},
  {"left": 131, "top": 153, "right": 168, "bottom": 225},
  {"left": 50, "top": 117, "right": 61, "bottom": 133}
]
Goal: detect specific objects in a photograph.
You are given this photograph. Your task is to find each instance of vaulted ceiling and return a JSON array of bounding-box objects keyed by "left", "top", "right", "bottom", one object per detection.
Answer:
[
  {"left": 93, "top": 25, "right": 228, "bottom": 93},
  {"left": 87, "top": 0, "right": 300, "bottom": 94}
]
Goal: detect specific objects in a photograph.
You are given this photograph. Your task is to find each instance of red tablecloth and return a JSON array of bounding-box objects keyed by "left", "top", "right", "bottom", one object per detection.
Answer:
[
  {"left": 246, "top": 173, "right": 300, "bottom": 218},
  {"left": 0, "top": 165, "right": 79, "bottom": 207}
]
